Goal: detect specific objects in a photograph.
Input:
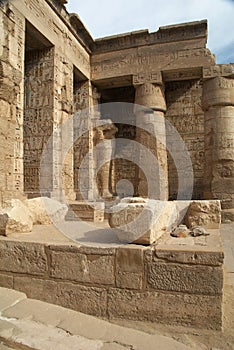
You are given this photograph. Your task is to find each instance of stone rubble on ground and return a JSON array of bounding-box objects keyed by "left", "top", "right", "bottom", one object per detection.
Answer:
[
  {"left": 26, "top": 197, "right": 68, "bottom": 225},
  {"left": 0, "top": 199, "right": 33, "bottom": 236},
  {"left": 109, "top": 199, "right": 221, "bottom": 244}
]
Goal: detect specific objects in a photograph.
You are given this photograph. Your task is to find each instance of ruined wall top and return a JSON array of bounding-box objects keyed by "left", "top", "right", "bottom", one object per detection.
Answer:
[
  {"left": 92, "top": 20, "right": 208, "bottom": 54},
  {"left": 43, "top": 0, "right": 94, "bottom": 51}
]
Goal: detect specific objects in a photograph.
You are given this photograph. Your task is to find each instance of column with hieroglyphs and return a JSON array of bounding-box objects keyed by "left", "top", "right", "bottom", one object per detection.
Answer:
[
  {"left": 202, "top": 74, "right": 234, "bottom": 210},
  {"left": 134, "top": 80, "right": 168, "bottom": 200}
]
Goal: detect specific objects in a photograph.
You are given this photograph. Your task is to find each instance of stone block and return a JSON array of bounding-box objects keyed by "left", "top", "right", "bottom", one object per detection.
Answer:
[
  {"left": 14, "top": 276, "right": 59, "bottom": 305},
  {"left": 185, "top": 200, "right": 221, "bottom": 229},
  {"left": 107, "top": 288, "right": 222, "bottom": 330},
  {"left": 0, "top": 199, "right": 33, "bottom": 235},
  {"left": 0, "top": 274, "right": 13, "bottom": 289},
  {"left": 115, "top": 247, "right": 145, "bottom": 289},
  {"left": 66, "top": 201, "right": 104, "bottom": 222},
  {"left": 57, "top": 282, "right": 107, "bottom": 317},
  {"left": 154, "top": 248, "right": 224, "bottom": 266},
  {"left": 147, "top": 262, "right": 223, "bottom": 294},
  {"left": 26, "top": 197, "right": 68, "bottom": 225},
  {"left": 0, "top": 241, "right": 47, "bottom": 275},
  {"left": 109, "top": 198, "right": 177, "bottom": 244},
  {"left": 49, "top": 247, "right": 115, "bottom": 285}
]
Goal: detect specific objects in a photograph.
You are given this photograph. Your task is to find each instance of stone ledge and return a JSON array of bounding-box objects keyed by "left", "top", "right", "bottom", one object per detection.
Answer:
[
  {"left": 0, "top": 241, "right": 48, "bottom": 276},
  {"left": 0, "top": 287, "right": 26, "bottom": 312},
  {"left": 0, "top": 226, "right": 224, "bottom": 329},
  {"left": 0, "top": 287, "right": 193, "bottom": 350},
  {"left": 147, "top": 262, "right": 223, "bottom": 294},
  {"left": 107, "top": 288, "right": 222, "bottom": 330}
]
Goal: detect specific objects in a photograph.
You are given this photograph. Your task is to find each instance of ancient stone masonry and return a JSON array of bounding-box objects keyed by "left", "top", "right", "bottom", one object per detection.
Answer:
[
  {"left": 165, "top": 79, "right": 204, "bottom": 199},
  {"left": 202, "top": 75, "right": 234, "bottom": 210},
  {"left": 24, "top": 48, "right": 54, "bottom": 196},
  {"left": 0, "top": 2, "right": 25, "bottom": 206},
  {"left": 1, "top": 0, "right": 233, "bottom": 332},
  {"left": 0, "top": 0, "right": 234, "bottom": 208},
  {"left": 134, "top": 82, "right": 168, "bottom": 199}
]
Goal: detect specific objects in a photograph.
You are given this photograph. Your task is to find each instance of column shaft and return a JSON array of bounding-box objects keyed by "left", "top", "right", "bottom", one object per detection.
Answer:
[
  {"left": 202, "top": 77, "right": 234, "bottom": 209},
  {"left": 134, "top": 83, "right": 168, "bottom": 200}
]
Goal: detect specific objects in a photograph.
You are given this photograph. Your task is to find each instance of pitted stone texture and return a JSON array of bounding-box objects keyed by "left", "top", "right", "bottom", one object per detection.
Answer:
[
  {"left": 109, "top": 199, "right": 177, "bottom": 244},
  {"left": 0, "top": 274, "right": 13, "bottom": 289},
  {"left": 154, "top": 248, "right": 224, "bottom": 266},
  {"left": 147, "top": 262, "right": 223, "bottom": 294},
  {"left": 0, "top": 241, "right": 47, "bottom": 275},
  {"left": 14, "top": 277, "right": 59, "bottom": 305},
  {"left": 0, "top": 199, "right": 33, "bottom": 235},
  {"left": 115, "top": 247, "right": 145, "bottom": 289},
  {"left": 57, "top": 282, "right": 107, "bottom": 317},
  {"left": 26, "top": 197, "right": 68, "bottom": 225},
  {"left": 0, "top": 288, "right": 194, "bottom": 350},
  {"left": 13, "top": 276, "right": 107, "bottom": 318},
  {"left": 185, "top": 200, "right": 221, "bottom": 229},
  {"left": 49, "top": 246, "right": 115, "bottom": 285},
  {"left": 108, "top": 289, "right": 222, "bottom": 330}
]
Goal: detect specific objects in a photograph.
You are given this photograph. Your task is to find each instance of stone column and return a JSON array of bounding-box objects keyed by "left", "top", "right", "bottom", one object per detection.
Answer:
[
  {"left": 202, "top": 76, "right": 234, "bottom": 209},
  {"left": 134, "top": 82, "right": 168, "bottom": 200},
  {"left": 93, "top": 121, "right": 118, "bottom": 199},
  {"left": 39, "top": 49, "right": 76, "bottom": 201},
  {"left": 73, "top": 82, "right": 100, "bottom": 201}
]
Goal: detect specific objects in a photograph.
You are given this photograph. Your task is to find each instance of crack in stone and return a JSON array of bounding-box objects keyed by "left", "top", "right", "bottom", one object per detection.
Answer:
[{"left": 104, "top": 340, "right": 135, "bottom": 349}]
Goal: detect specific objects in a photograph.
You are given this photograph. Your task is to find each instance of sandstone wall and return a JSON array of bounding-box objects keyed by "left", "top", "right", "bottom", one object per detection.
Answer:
[
  {"left": 0, "top": 4, "right": 25, "bottom": 205},
  {"left": 0, "top": 235, "right": 224, "bottom": 330},
  {"left": 24, "top": 48, "right": 54, "bottom": 195},
  {"left": 165, "top": 79, "right": 204, "bottom": 199}
]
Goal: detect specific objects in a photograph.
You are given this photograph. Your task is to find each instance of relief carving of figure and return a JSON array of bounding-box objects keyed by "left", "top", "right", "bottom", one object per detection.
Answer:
[{"left": 93, "top": 121, "right": 118, "bottom": 199}]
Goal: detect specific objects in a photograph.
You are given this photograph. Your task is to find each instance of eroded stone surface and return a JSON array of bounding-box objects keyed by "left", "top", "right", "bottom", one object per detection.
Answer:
[
  {"left": 186, "top": 200, "right": 221, "bottom": 229},
  {"left": 109, "top": 199, "right": 178, "bottom": 244},
  {"left": 26, "top": 197, "right": 68, "bottom": 225},
  {"left": 0, "top": 199, "right": 33, "bottom": 235}
]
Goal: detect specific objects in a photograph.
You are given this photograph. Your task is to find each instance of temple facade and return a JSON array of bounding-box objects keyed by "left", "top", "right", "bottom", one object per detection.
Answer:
[{"left": 0, "top": 0, "right": 234, "bottom": 213}]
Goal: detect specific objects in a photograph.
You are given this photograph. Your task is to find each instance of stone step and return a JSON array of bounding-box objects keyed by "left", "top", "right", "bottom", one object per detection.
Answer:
[
  {"left": 0, "top": 343, "right": 15, "bottom": 350},
  {"left": 0, "top": 288, "right": 193, "bottom": 350},
  {"left": 65, "top": 201, "right": 105, "bottom": 222}
]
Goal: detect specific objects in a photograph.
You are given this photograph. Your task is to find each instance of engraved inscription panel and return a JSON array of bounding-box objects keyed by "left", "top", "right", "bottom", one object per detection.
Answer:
[
  {"left": 165, "top": 79, "right": 204, "bottom": 199},
  {"left": 24, "top": 47, "right": 54, "bottom": 193}
]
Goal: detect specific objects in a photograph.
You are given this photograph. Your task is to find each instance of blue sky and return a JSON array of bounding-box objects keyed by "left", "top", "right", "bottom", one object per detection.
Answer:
[{"left": 66, "top": 0, "right": 234, "bottom": 64}]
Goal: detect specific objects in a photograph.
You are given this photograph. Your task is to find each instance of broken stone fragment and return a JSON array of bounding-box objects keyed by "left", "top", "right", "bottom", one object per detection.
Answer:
[
  {"left": 190, "top": 226, "right": 209, "bottom": 237},
  {"left": 109, "top": 198, "right": 178, "bottom": 244},
  {"left": 185, "top": 200, "right": 221, "bottom": 229},
  {"left": 170, "top": 224, "right": 190, "bottom": 238},
  {"left": 0, "top": 199, "right": 33, "bottom": 236},
  {"left": 26, "top": 197, "right": 68, "bottom": 225}
]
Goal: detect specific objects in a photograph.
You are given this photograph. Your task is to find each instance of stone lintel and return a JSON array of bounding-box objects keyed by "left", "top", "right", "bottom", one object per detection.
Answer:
[
  {"left": 93, "top": 75, "right": 132, "bottom": 89},
  {"left": 162, "top": 66, "right": 202, "bottom": 82},
  {"left": 203, "top": 64, "right": 234, "bottom": 79}
]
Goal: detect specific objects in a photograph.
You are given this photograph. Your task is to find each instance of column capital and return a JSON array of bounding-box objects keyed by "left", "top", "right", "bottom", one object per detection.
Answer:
[
  {"left": 134, "top": 82, "right": 166, "bottom": 112},
  {"left": 202, "top": 76, "right": 234, "bottom": 111}
]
